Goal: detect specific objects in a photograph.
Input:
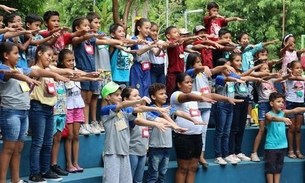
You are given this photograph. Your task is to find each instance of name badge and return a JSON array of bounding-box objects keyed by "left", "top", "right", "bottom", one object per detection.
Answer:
[
  {"left": 46, "top": 82, "right": 56, "bottom": 95},
  {"left": 85, "top": 44, "right": 94, "bottom": 54},
  {"left": 189, "top": 108, "right": 200, "bottom": 117},
  {"left": 142, "top": 127, "right": 149, "bottom": 138},
  {"left": 227, "top": 85, "right": 235, "bottom": 93},
  {"left": 238, "top": 84, "right": 247, "bottom": 93},
  {"left": 19, "top": 82, "right": 30, "bottom": 92},
  {"left": 141, "top": 62, "right": 151, "bottom": 71},
  {"left": 115, "top": 119, "right": 128, "bottom": 131},
  {"left": 200, "top": 87, "right": 210, "bottom": 94}
]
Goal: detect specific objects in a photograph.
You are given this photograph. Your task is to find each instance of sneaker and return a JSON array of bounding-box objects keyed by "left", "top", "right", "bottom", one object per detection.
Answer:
[
  {"left": 88, "top": 123, "right": 101, "bottom": 135},
  {"left": 79, "top": 125, "right": 90, "bottom": 135},
  {"left": 232, "top": 154, "right": 241, "bottom": 163},
  {"left": 29, "top": 173, "right": 47, "bottom": 183},
  {"left": 51, "top": 164, "right": 69, "bottom": 176},
  {"left": 42, "top": 170, "right": 63, "bottom": 182},
  {"left": 91, "top": 121, "right": 102, "bottom": 133},
  {"left": 251, "top": 152, "right": 261, "bottom": 162},
  {"left": 236, "top": 153, "right": 251, "bottom": 161},
  {"left": 214, "top": 157, "right": 227, "bottom": 165},
  {"left": 224, "top": 155, "right": 239, "bottom": 164},
  {"left": 11, "top": 180, "right": 29, "bottom": 183},
  {"left": 99, "top": 121, "right": 105, "bottom": 132}
]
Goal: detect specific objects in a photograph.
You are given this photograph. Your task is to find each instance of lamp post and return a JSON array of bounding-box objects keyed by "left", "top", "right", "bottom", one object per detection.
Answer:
[
  {"left": 166, "top": 0, "right": 169, "bottom": 27},
  {"left": 184, "top": 9, "right": 204, "bottom": 30}
]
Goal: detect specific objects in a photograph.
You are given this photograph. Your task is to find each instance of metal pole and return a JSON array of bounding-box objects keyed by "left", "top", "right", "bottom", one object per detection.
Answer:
[
  {"left": 166, "top": 0, "right": 168, "bottom": 27},
  {"left": 93, "top": 0, "right": 96, "bottom": 11},
  {"left": 282, "top": 0, "right": 285, "bottom": 38},
  {"left": 184, "top": 11, "right": 188, "bottom": 30}
]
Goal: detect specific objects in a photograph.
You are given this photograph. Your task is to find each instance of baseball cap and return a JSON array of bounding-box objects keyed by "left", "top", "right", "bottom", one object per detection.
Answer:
[
  {"left": 101, "top": 81, "right": 121, "bottom": 99},
  {"left": 193, "top": 25, "right": 206, "bottom": 34},
  {"left": 179, "top": 28, "right": 190, "bottom": 35}
]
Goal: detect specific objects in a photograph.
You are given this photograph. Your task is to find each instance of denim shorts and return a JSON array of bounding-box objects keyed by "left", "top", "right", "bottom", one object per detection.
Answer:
[
  {"left": 0, "top": 108, "right": 29, "bottom": 141},
  {"left": 53, "top": 114, "right": 66, "bottom": 135},
  {"left": 80, "top": 81, "right": 99, "bottom": 91},
  {"left": 286, "top": 101, "right": 304, "bottom": 118},
  {"left": 258, "top": 102, "right": 271, "bottom": 121}
]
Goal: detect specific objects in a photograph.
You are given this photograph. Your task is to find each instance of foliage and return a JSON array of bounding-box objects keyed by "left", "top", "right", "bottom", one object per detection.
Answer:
[{"left": 0, "top": 0, "right": 46, "bottom": 17}]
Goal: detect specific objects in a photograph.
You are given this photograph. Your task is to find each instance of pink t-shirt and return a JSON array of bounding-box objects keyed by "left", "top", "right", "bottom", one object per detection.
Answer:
[{"left": 282, "top": 50, "right": 298, "bottom": 74}]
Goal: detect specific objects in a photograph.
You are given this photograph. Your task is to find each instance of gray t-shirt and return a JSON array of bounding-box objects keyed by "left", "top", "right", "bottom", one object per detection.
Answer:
[
  {"left": 256, "top": 79, "right": 275, "bottom": 103},
  {"left": 0, "top": 66, "right": 32, "bottom": 110},
  {"left": 286, "top": 79, "right": 305, "bottom": 103},
  {"left": 129, "top": 112, "right": 156, "bottom": 156},
  {"left": 94, "top": 44, "right": 110, "bottom": 71},
  {"left": 215, "top": 75, "right": 235, "bottom": 98},
  {"left": 101, "top": 105, "right": 136, "bottom": 155}
]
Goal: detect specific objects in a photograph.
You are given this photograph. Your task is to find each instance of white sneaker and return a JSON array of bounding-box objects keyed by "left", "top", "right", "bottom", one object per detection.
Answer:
[
  {"left": 231, "top": 154, "right": 241, "bottom": 163},
  {"left": 251, "top": 152, "right": 260, "bottom": 162},
  {"left": 91, "top": 121, "right": 102, "bottom": 133},
  {"left": 214, "top": 157, "right": 227, "bottom": 165},
  {"left": 224, "top": 155, "right": 239, "bottom": 164},
  {"left": 79, "top": 125, "right": 90, "bottom": 135},
  {"left": 99, "top": 121, "right": 105, "bottom": 132},
  {"left": 236, "top": 153, "right": 251, "bottom": 161},
  {"left": 87, "top": 124, "right": 100, "bottom": 135}
]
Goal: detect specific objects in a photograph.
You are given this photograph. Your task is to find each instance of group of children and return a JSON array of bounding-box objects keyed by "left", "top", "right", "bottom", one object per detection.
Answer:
[{"left": 0, "top": 1, "right": 305, "bottom": 183}]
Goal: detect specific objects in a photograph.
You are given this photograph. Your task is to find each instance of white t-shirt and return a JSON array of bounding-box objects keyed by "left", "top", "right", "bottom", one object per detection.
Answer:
[
  {"left": 66, "top": 81, "right": 85, "bottom": 109},
  {"left": 170, "top": 91, "right": 204, "bottom": 135},
  {"left": 286, "top": 79, "right": 305, "bottom": 103}
]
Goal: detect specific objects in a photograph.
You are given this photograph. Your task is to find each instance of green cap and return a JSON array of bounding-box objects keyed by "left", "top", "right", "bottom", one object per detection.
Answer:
[{"left": 101, "top": 81, "right": 120, "bottom": 99}]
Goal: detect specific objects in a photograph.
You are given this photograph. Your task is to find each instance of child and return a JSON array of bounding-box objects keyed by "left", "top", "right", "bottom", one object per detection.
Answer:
[
  {"left": 185, "top": 53, "right": 243, "bottom": 166},
  {"left": 204, "top": 1, "right": 246, "bottom": 41},
  {"left": 148, "top": 22, "right": 166, "bottom": 85},
  {"left": 285, "top": 61, "right": 305, "bottom": 159},
  {"left": 109, "top": 23, "right": 134, "bottom": 86},
  {"left": 250, "top": 59, "right": 288, "bottom": 162},
  {"left": 72, "top": 17, "right": 122, "bottom": 135},
  {"left": 28, "top": 45, "right": 70, "bottom": 183},
  {"left": 25, "top": 13, "right": 54, "bottom": 67},
  {"left": 100, "top": 81, "right": 167, "bottom": 183},
  {"left": 5, "top": 13, "right": 33, "bottom": 68},
  {"left": 147, "top": 83, "right": 205, "bottom": 182},
  {"left": 170, "top": 73, "right": 216, "bottom": 183},
  {"left": 130, "top": 18, "right": 158, "bottom": 97},
  {"left": 263, "top": 92, "right": 305, "bottom": 183},
  {"left": 280, "top": 34, "right": 305, "bottom": 74}
]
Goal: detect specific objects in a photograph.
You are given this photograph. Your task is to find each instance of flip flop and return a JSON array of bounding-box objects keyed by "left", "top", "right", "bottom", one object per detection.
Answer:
[{"left": 288, "top": 151, "right": 297, "bottom": 159}]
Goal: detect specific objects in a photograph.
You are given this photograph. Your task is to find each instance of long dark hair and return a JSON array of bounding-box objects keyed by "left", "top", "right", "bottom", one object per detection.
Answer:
[
  {"left": 174, "top": 72, "right": 189, "bottom": 91},
  {"left": 134, "top": 18, "right": 149, "bottom": 36},
  {"left": 185, "top": 52, "right": 202, "bottom": 70}
]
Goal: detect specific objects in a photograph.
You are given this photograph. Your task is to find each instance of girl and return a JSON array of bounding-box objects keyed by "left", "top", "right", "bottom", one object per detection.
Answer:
[
  {"left": 148, "top": 22, "right": 166, "bottom": 85},
  {"left": 185, "top": 53, "right": 243, "bottom": 167},
  {"left": 228, "top": 53, "right": 263, "bottom": 162},
  {"left": 280, "top": 34, "right": 305, "bottom": 75},
  {"left": 100, "top": 81, "right": 168, "bottom": 183},
  {"left": 250, "top": 61, "right": 290, "bottom": 162},
  {"left": 130, "top": 18, "right": 159, "bottom": 97},
  {"left": 170, "top": 72, "right": 216, "bottom": 183},
  {"left": 72, "top": 17, "right": 123, "bottom": 135},
  {"left": 285, "top": 61, "right": 305, "bottom": 159},
  {"left": 57, "top": 49, "right": 101, "bottom": 172},
  {"left": 28, "top": 45, "right": 71, "bottom": 183}
]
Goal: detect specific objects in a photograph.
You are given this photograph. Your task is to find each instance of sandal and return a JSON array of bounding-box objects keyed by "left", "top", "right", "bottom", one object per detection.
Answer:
[
  {"left": 288, "top": 151, "right": 297, "bottom": 159},
  {"left": 295, "top": 151, "right": 305, "bottom": 159}
]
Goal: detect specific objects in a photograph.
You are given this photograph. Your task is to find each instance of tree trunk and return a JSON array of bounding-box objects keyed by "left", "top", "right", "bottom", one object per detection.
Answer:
[
  {"left": 122, "top": 0, "right": 134, "bottom": 28},
  {"left": 142, "top": 0, "right": 149, "bottom": 18},
  {"left": 112, "top": 0, "right": 121, "bottom": 24}
]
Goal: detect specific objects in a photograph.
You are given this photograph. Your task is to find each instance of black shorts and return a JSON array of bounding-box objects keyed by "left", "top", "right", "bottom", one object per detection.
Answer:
[
  {"left": 173, "top": 132, "right": 202, "bottom": 160},
  {"left": 264, "top": 149, "right": 285, "bottom": 174}
]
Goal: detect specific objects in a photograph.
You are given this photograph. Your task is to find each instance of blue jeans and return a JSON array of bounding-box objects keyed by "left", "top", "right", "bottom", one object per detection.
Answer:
[
  {"left": 0, "top": 108, "right": 29, "bottom": 141},
  {"left": 229, "top": 97, "right": 249, "bottom": 154},
  {"left": 147, "top": 148, "right": 170, "bottom": 183},
  {"left": 29, "top": 100, "right": 54, "bottom": 174},
  {"left": 129, "top": 154, "right": 146, "bottom": 183},
  {"left": 214, "top": 102, "right": 233, "bottom": 158},
  {"left": 150, "top": 64, "right": 166, "bottom": 85}
]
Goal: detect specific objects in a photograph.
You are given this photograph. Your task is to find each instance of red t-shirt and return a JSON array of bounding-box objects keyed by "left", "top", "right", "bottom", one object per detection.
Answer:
[
  {"left": 41, "top": 30, "right": 72, "bottom": 53},
  {"left": 204, "top": 16, "right": 227, "bottom": 41},
  {"left": 167, "top": 42, "right": 186, "bottom": 73},
  {"left": 194, "top": 40, "right": 213, "bottom": 68}
]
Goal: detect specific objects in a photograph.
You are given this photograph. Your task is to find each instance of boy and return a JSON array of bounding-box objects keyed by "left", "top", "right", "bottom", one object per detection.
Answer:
[
  {"left": 264, "top": 92, "right": 305, "bottom": 183},
  {"left": 25, "top": 13, "right": 54, "bottom": 66},
  {"left": 147, "top": 83, "right": 203, "bottom": 183},
  {"left": 204, "top": 1, "right": 246, "bottom": 41}
]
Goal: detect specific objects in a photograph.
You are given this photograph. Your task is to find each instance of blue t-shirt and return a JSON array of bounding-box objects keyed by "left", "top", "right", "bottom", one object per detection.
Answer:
[
  {"left": 265, "top": 111, "right": 287, "bottom": 149},
  {"left": 8, "top": 35, "right": 28, "bottom": 68},
  {"left": 74, "top": 38, "right": 96, "bottom": 72}
]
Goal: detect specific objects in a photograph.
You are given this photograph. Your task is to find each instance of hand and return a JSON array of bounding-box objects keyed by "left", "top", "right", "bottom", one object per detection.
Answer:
[
  {"left": 203, "top": 66, "right": 212, "bottom": 77},
  {"left": 54, "top": 74, "right": 69, "bottom": 82},
  {"left": 233, "top": 48, "right": 241, "bottom": 53},
  {"left": 283, "top": 118, "right": 292, "bottom": 125},
  {"left": 156, "top": 106, "right": 170, "bottom": 114},
  {"left": 27, "top": 79, "right": 41, "bottom": 86},
  {"left": 155, "top": 123, "right": 166, "bottom": 133},
  {"left": 193, "top": 120, "right": 207, "bottom": 125},
  {"left": 0, "top": 5, "right": 17, "bottom": 13},
  {"left": 228, "top": 98, "right": 244, "bottom": 105},
  {"left": 29, "top": 29, "right": 40, "bottom": 34},
  {"left": 174, "top": 127, "right": 188, "bottom": 133},
  {"left": 215, "top": 43, "right": 224, "bottom": 49},
  {"left": 61, "top": 26, "right": 71, "bottom": 32},
  {"left": 236, "top": 79, "right": 245, "bottom": 84},
  {"left": 74, "top": 29, "right": 87, "bottom": 37},
  {"left": 95, "top": 33, "right": 106, "bottom": 39},
  {"left": 140, "top": 96, "right": 151, "bottom": 105}
]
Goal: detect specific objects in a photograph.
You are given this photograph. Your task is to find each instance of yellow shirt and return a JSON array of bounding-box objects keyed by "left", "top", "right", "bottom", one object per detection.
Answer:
[{"left": 30, "top": 66, "right": 57, "bottom": 106}]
